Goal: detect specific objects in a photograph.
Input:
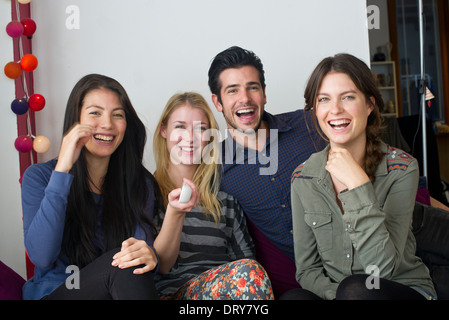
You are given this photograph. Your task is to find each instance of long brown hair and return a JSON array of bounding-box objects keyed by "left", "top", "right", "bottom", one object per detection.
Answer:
[{"left": 304, "top": 53, "right": 385, "bottom": 181}]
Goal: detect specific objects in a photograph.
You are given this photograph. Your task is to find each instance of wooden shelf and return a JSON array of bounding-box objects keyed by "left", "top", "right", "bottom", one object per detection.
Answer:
[{"left": 371, "top": 61, "right": 398, "bottom": 117}]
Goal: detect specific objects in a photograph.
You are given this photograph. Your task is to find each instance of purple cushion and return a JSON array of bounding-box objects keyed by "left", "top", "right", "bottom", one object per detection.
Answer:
[
  {"left": 0, "top": 260, "right": 25, "bottom": 300},
  {"left": 416, "top": 188, "right": 431, "bottom": 206},
  {"left": 246, "top": 218, "right": 301, "bottom": 299}
]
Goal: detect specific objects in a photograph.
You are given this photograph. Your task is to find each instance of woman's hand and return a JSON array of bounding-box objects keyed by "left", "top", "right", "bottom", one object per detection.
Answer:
[
  {"left": 55, "top": 123, "right": 93, "bottom": 173},
  {"left": 153, "top": 179, "right": 199, "bottom": 274},
  {"left": 167, "top": 178, "right": 199, "bottom": 214},
  {"left": 111, "top": 237, "right": 158, "bottom": 274},
  {"left": 326, "top": 147, "right": 370, "bottom": 190}
]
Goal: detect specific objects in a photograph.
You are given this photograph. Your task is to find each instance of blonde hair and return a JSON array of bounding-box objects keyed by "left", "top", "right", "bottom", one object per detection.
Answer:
[{"left": 153, "top": 92, "right": 222, "bottom": 223}]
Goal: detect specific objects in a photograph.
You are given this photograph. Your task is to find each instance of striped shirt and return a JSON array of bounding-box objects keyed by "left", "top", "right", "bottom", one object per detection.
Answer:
[{"left": 154, "top": 191, "right": 255, "bottom": 296}]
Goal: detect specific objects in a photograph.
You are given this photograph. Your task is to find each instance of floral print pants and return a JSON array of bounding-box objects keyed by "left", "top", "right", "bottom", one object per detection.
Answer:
[{"left": 164, "top": 259, "right": 274, "bottom": 300}]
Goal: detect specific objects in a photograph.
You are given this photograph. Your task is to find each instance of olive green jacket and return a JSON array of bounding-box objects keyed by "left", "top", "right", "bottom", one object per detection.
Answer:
[{"left": 291, "top": 143, "right": 436, "bottom": 300}]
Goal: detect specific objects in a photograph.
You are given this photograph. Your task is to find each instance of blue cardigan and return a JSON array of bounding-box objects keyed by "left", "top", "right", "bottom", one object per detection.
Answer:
[{"left": 21, "top": 159, "right": 156, "bottom": 300}]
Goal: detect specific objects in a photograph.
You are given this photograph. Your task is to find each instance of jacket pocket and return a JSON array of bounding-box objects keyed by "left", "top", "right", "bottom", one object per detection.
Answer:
[{"left": 304, "top": 212, "right": 333, "bottom": 252}]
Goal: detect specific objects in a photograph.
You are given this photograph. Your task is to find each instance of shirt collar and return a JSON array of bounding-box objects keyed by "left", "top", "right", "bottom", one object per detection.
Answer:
[
  {"left": 263, "top": 111, "right": 292, "bottom": 133},
  {"left": 300, "top": 144, "right": 330, "bottom": 179},
  {"left": 300, "top": 143, "right": 389, "bottom": 178},
  {"left": 222, "top": 110, "right": 293, "bottom": 159}
]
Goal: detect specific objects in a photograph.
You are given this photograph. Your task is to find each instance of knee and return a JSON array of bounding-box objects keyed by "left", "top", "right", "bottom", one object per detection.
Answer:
[
  {"left": 231, "top": 259, "right": 269, "bottom": 279},
  {"left": 218, "top": 259, "right": 272, "bottom": 298},
  {"left": 336, "top": 274, "right": 370, "bottom": 300}
]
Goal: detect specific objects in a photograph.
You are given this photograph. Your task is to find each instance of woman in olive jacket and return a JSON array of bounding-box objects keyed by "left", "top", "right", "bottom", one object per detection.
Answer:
[{"left": 290, "top": 54, "right": 436, "bottom": 300}]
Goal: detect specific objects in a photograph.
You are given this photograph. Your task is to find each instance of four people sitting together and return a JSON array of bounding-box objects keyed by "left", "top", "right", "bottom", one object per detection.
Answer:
[{"left": 19, "top": 46, "right": 443, "bottom": 300}]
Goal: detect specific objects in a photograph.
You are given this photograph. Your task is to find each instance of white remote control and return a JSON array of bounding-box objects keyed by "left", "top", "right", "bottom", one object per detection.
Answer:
[{"left": 179, "top": 182, "right": 192, "bottom": 203}]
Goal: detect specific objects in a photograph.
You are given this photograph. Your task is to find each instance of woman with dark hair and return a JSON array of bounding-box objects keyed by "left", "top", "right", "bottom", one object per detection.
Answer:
[
  {"left": 289, "top": 54, "right": 436, "bottom": 300},
  {"left": 21, "top": 74, "right": 162, "bottom": 300}
]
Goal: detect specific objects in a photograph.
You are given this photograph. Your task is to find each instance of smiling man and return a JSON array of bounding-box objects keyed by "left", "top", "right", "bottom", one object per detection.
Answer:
[
  {"left": 208, "top": 46, "right": 326, "bottom": 298},
  {"left": 212, "top": 65, "right": 267, "bottom": 134}
]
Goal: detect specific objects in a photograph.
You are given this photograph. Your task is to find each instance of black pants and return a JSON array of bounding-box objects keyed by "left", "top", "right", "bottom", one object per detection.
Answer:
[
  {"left": 279, "top": 274, "right": 427, "bottom": 300},
  {"left": 44, "top": 248, "right": 158, "bottom": 300},
  {"left": 412, "top": 202, "right": 449, "bottom": 299}
]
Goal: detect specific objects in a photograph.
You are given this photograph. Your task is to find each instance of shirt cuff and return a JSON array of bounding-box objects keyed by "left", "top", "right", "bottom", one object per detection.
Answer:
[{"left": 338, "top": 181, "right": 377, "bottom": 213}]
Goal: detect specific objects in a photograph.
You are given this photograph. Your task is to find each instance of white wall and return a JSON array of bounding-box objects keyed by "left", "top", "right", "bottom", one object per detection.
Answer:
[
  {"left": 31, "top": 0, "right": 370, "bottom": 170},
  {"left": 0, "top": 0, "right": 26, "bottom": 279},
  {"left": 1, "top": 0, "right": 370, "bottom": 278}
]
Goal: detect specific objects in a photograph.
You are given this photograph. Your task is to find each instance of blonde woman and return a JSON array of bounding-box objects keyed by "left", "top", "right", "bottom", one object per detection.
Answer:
[{"left": 152, "top": 92, "right": 273, "bottom": 300}]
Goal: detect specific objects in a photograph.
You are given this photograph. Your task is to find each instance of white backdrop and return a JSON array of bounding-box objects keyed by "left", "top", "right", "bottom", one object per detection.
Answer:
[
  {"left": 1, "top": 0, "right": 25, "bottom": 278},
  {"left": 31, "top": 0, "right": 370, "bottom": 172},
  {"left": 0, "top": 0, "right": 370, "bottom": 277}
]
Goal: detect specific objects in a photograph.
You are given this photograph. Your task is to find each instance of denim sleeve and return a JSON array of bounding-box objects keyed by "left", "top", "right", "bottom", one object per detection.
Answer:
[{"left": 22, "top": 165, "right": 73, "bottom": 268}]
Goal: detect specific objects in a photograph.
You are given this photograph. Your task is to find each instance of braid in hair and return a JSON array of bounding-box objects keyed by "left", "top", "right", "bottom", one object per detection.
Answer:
[{"left": 363, "top": 100, "right": 385, "bottom": 182}]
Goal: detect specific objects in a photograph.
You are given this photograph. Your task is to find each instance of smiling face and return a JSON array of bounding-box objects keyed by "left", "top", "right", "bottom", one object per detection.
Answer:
[
  {"left": 316, "top": 72, "right": 374, "bottom": 150},
  {"left": 161, "top": 104, "right": 210, "bottom": 167},
  {"left": 79, "top": 88, "right": 127, "bottom": 160},
  {"left": 212, "top": 65, "right": 267, "bottom": 133}
]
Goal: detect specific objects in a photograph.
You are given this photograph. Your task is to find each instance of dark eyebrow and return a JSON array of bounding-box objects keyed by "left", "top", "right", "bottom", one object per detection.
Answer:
[
  {"left": 86, "top": 105, "right": 124, "bottom": 111},
  {"left": 223, "top": 81, "right": 261, "bottom": 92},
  {"left": 317, "top": 90, "right": 358, "bottom": 96},
  {"left": 86, "top": 105, "right": 103, "bottom": 109},
  {"left": 341, "top": 90, "right": 358, "bottom": 95},
  {"left": 223, "top": 84, "right": 239, "bottom": 92}
]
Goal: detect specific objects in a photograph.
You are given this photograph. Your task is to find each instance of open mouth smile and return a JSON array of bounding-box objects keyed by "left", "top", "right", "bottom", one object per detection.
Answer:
[
  {"left": 236, "top": 108, "right": 255, "bottom": 118},
  {"left": 234, "top": 107, "right": 258, "bottom": 124},
  {"left": 179, "top": 146, "right": 195, "bottom": 152},
  {"left": 94, "top": 134, "right": 115, "bottom": 143},
  {"left": 328, "top": 119, "right": 351, "bottom": 130}
]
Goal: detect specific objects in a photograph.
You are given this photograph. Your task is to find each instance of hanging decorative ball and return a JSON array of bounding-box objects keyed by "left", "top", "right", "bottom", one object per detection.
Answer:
[
  {"left": 6, "top": 21, "right": 24, "bottom": 38},
  {"left": 18, "top": 0, "right": 32, "bottom": 3},
  {"left": 15, "top": 135, "right": 33, "bottom": 153},
  {"left": 20, "top": 54, "right": 38, "bottom": 72},
  {"left": 28, "top": 94, "right": 46, "bottom": 111},
  {"left": 4, "top": 61, "right": 22, "bottom": 79},
  {"left": 11, "top": 98, "right": 29, "bottom": 115},
  {"left": 21, "top": 18, "right": 37, "bottom": 38},
  {"left": 33, "top": 135, "right": 50, "bottom": 153}
]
